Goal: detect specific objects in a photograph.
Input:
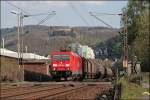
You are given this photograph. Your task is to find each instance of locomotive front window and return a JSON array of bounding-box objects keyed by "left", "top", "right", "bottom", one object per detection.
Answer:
[
  {"left": 53, "top": 54, "right": 70, "bottom": 61},
  {"left": 62, "top": 55, "right": 69, "bottom": 60},
  {"left": 53, "top": 55, "right": 61, "bottom": 61}
]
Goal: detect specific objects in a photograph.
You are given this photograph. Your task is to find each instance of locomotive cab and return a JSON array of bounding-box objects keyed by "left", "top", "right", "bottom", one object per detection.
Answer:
[
  {"left": 50, "top": 51, "right": 82, "bottom": 80},
  {"left": 51, "top": 53, "right": 71, "bottom": 79}
]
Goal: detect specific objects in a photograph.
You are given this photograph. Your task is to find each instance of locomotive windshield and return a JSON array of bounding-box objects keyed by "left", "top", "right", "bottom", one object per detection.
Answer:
[{"left": 53, "top": 54, "right": 70, "bottom": 61}]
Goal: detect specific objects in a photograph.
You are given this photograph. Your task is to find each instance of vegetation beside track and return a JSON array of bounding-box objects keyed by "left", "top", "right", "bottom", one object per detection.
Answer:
[
  {"left": 121, "top": 0, "right": 149, "bottom": 71},
  {"left": 119, "top": 76, "right": 149, "bottom": 100},
  {"left": 142, "top": 72, "right": 149, "bottom": 84}
]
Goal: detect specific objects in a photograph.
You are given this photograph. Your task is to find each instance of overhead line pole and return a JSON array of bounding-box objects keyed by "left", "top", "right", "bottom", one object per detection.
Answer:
[
  {"left": 17, "top": 11, "right": 21, "bottom": 70},
  {"left": 90, "top": 11, "right": 129, "bottom": 73},
  {"left": 11, "top": 11, "right": 29, "bottom": 81},
  {"left": 2, "top": 38, "right": 5, "bottom": 49},
  {"left": 20, "top": 12, "right": 24, "bottom": 81},
  {"left": 122, "top": 13, "right": 128, "bottom": 69}
]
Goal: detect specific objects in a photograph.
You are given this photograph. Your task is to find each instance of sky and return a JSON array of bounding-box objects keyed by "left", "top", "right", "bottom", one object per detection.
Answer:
[{"left": 1, "top": 1, "right": 128, "bottom": 29}]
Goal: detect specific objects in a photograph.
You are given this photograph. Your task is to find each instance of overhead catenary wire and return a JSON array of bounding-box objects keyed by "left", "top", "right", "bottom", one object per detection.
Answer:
[
  {"left": 80, "top": 4, "right": 96, "bottom": 26},
  {"left": 7, "top": 1, "right": 56, "bottom": 26},
  {"left": 37, "top": 12, "right": 56, "bottom": 25},
  {"left": 78, "top": 3, "right": 93, "bottom": 26},
  {"left": 89, "top": 12, "right": 123, "bottom": 29},
  {"left": 27, "top": 12, "right": 56, "bottom": 17},
  {"left": 6, "top": 1, "right": 30, "bottom": 15},
  {"left": 85, "top": 5, "right": 99, "bottom": 26},
  {"left": 90, "top": 12, "right": 122, "bottom": 16},
  {"left": 6, "top": 1, "right": 40, "bottom": 22},
  {"left": 6, "top": 1, "right": 56, "bottom": 23},
  {"left": 69, "top": 3, "right": 90, "bottom": 26},
  {"left": 90, "top": 12, "right": 113, "bottom": 29},
  {"left": 89, "top": 12, "right": 124, "bottom": 36}
]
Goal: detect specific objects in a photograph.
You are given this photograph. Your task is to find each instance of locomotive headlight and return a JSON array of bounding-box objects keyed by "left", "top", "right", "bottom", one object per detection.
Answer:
[
  {"left": 65, "top": 64, "right": 70, "bottom": 67},
  {"left": 53, "top": 64, "right": 57, "bottom": 67}
]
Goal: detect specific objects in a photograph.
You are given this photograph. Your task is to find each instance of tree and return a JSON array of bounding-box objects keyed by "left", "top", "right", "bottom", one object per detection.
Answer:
[
  {"left": 132, "top": 9, "right": 149, "bottom": 71},
  {"left": 121, "top": 0, "right": 149, "bottom": 71}
]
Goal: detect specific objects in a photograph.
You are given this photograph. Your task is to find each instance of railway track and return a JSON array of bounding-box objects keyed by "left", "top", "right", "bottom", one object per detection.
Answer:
[
  {"left": 1, "top": 84, "right": 63, "bottom": 99},
  {"left": 1, "top": 82, "right": 46, "bottom": 90},
  {"left": 1, "top": 82, "right": 113, "bottom": 100},
  {"left": 45, "top": 84, "right": 112, "bottom": 100},
  {"left": 1, "top": 84, "right": 41, "bottom": 91}
]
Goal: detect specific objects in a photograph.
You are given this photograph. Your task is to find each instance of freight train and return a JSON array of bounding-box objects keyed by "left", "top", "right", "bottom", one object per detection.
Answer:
[{"left": 50, "top": 51, "right": 113, "bottom": 81}]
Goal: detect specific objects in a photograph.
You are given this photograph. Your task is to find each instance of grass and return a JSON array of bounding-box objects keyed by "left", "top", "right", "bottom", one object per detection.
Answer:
[
  {"left": 119, "top": 77, "right": 149, "bottom": 100},
  {"left": 142, "top": 72, "right": 150, "bottom": 84}
]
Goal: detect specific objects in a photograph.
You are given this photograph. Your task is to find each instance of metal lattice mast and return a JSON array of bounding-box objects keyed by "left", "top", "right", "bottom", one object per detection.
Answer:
[{"left": 123, "top": 13, "right": 128, "bottom": 68}]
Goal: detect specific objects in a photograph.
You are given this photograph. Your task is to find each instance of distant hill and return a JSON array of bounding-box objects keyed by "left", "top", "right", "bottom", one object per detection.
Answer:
[{"left": 1, "top": 25, "right": 118, "bottom": 55}]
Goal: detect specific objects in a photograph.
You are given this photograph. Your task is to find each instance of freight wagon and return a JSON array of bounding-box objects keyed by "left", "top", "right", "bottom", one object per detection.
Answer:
[
  {"left": 68, "top": 43, "right": 95, "bottom": 59},
  {"left": 82, "top": 58, "right": 113, "bottom": 80}
]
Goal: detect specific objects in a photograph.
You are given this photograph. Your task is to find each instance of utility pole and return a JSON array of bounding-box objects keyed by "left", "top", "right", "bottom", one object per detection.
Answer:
[
  {"left": 9, "top": 3, "right": 56, "bottom": 81},
  {"left": 122, "top": 13, "right": 128, "bottom": 69},
  {"left": 90, "top": 11, "right": 129, "bottom": 76},
  {"left": 25, "top": 46, "right": 28, "bottom": 53},
  {"left": 2, "top": 38, "right": 5, "bottom": 49},
  {"left": 11, "top": 11, "right": 27, "bottom": 81},
  {"left": 20, "top": 12, "right": 24, "bottom": 81},
  {"left": 17, "top": 11, "right": 21, "bottom": 70}
]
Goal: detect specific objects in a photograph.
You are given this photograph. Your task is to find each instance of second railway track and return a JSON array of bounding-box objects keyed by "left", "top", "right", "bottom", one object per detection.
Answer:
[{"left": 1, "top": 82, "right": 113, "bottom": 100}]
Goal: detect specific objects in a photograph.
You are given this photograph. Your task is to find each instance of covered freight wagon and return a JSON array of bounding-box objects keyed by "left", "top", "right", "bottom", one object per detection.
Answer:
[
  {"left": 68, "top": 43, "right": 95, "bottom": 59},
  {"left": 82, "top": 58, "right": 113, "bottom": 80}
]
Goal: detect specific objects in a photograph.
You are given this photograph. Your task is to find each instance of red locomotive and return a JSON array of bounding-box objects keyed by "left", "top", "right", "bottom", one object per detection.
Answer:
[
  {"left": 50, "top": 51, "right": 114, "bottom": 81},
  {"left": 50, "top": 51, "right": 82, "bottom": 80}
]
